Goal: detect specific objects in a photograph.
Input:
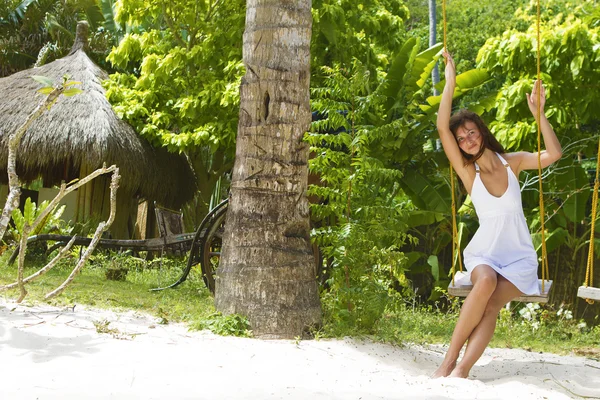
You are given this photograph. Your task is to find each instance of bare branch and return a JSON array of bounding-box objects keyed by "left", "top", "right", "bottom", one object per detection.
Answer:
[
  {"left": 45, "top": 168, "right": 120, "bottom": 300},
  {"left": 0, "top": 235, "right": 77, "bottom": 291},
  {"left": 0, "top": 87, "right": 64, "bottom": 242},
  {"left": 30, "top": 164, "right": 117, "bottom": 232}
]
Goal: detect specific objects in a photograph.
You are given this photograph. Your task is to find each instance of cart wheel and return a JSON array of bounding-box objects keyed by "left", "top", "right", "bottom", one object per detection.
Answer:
[
  {"left": 150, "top": 199, "right": 228, "bottom": 291},
  {"left": 199, "top": 207, "right": 227, "bottom": 293}
]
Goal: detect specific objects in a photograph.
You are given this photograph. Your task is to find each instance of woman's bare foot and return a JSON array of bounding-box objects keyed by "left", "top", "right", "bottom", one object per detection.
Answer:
[
  {"left": 448, "top": 365, "right": 469, "bottom": 379},
  {"left": 431, "top": 360, "right": 456, "bottom": 378}
]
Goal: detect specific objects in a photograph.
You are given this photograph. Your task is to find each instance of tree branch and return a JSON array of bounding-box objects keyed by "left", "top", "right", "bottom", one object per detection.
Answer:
[
  {"left": 13, "top": 164, "right": 118, "bottom": 302},
  {"left": 0, "top": 235, "right": 77, "bottom": 291},
  {"left": 0, "top": 87, "right": 64, "bottom": 243},
  {"left": 45, "top": 168, "right": 120, "bottom": 300}
]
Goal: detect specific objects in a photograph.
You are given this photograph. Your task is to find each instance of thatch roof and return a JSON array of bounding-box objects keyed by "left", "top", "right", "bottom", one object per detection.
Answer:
[{"left": 0, "top": 22, "right": 195, "bottom": 209}]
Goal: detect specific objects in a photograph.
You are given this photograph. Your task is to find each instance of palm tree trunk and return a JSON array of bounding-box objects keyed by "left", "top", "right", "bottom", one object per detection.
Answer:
[{"left": 214, "top": 0, "right": 322, "bottom": 339}]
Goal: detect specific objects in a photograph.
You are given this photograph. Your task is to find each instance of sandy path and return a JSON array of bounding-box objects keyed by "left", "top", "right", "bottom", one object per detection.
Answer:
[{"left": 1, "top": 300, "right": 598, "bottom": 400}]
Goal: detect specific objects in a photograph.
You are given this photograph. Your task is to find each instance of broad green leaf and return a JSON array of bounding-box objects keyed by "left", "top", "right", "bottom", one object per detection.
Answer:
[
  {"left": 23, "top": 197, "right": 35, "bottom": 224},
  {"left": 469, "top": 91, "right": 499, "bottom": 115},
  {"left": 37, "top": 87, "right": 54, "bottom": 94},
  {"left": 433, "top": 230, "right": 452, "bottom": 255},
  {"left": 455, "top": 69, "right": 490, "bottom": 89},
  {"left": 411, "top": 43, "right": 443, "bottom": 89},
  {"left": 400, "top": 170, "right": 451, "bottom": 213},
  {"left": 7, "top": 0, "right": 36, "bottom": 23},
  {"left": 406, "top": 210, "right": 444, "bottom": 228},
  {"left": 63, "top": 88, "right": 83, "bottom": 97},
  {"left": 381, "top": 37, "right": 417, "bottom": 114},
  {"left": 427, "top": 255, "right": 440, "bottom": 282},
  {"left": 82, "top": 1, "right": 105, "bottom": 31},
  {"left": 532, "top": 227, "right": 568, "bottom": 256},
  {"left": 31, "top": 75, "right": 54, "bottom": 87},
  {"left": 555, "top": 161, "right": 590, "bottom": 223},
  {"left": 404, "top": 251, "right": 424, "bottom": 270}
]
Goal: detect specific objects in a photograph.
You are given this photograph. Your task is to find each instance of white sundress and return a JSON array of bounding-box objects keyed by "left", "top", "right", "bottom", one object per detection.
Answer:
[{"left": 459, "top": 152, "right": 540, "bottom": 295}]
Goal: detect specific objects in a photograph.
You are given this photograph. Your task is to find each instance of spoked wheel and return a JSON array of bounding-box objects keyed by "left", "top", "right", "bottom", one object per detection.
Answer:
[
  {"left": 199, "top": 207, "right": 227, "bottom": 294},
  {"left": 151, "top": 199, "right": 228, "bottom": 291}
]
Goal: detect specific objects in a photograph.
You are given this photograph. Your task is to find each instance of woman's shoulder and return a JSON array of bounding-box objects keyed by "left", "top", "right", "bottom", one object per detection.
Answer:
[
  {"left": 501, "top": 152, "right": 529, "bottom": 174},
  {"left": 501, "top": 152, "right": 527, "bottom": 163}
]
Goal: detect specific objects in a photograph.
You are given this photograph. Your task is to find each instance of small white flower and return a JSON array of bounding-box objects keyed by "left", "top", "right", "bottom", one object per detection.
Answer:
[
  {"left": 520, "top": 310, "right": 532, "bottom": 321},
  {"left": 564, "top": 310, "right": 573, "bottom": 320},
  {"left": 577, "top": 322, "right": 587, "bottom": 329}
]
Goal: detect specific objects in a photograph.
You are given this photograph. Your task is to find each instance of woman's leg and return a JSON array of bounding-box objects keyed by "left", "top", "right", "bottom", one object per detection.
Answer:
[
  {"left": 449, "top": 275, "right": 521, "bottom": 378},
  {"left": 432, "top": 265, "right": 498, "bottom": 378}
]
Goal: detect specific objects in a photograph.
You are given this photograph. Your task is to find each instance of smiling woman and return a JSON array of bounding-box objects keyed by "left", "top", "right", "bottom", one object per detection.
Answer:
[
  {"left": 449, "top": 109, "right": 505, "bottom": 165},
  {"left": 432, "top": 51, "right": 562, "bottom": 379}
]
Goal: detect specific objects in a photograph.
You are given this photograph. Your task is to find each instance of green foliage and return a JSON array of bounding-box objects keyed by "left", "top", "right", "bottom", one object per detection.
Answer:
[
  {"left": 404, "top": 0, "right": 530, "bottom": 71},
  {"left": 311, "top": 0, "right": 409, "bottom": 83},
  {"left": 309, "top": 59, "right": 415, "bottom": 331},
  {"left": 371, "top": 297, "right": 600, "bottom": 353},
  {"left": 470, "top": 3, "right": 600, "bottom": 311},
  {"left": 0, "top": 0, "right": 119, "bottom": 76},
  {"left": 308, "top": 32, "right": 471, "bottom": 330},
  {"left": 191, "top": 312, "right": 252, "bottom": 337},
  {"left": 8, "top": 198, "right": 71, "bottom": 242},
  {"left": 478, "top": 5, "right": 600, "bottom": 151},
  {"left": 105, "top": 0, "right": 245, "bottom": 225},
  {"left": 0, "top": 252, "right": 215, "bottom": 323}
]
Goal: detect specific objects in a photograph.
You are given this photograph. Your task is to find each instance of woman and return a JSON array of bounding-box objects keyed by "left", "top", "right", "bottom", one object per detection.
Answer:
[{"left": 432, "top": 52, "right": 562, "bottom": 379}]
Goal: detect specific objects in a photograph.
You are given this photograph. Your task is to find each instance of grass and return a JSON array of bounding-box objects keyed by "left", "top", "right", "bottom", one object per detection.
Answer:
[
  {"left": 0, "top": 249, "right": 216, "bottom": 325},
  {"left": 1, "top": 249, "right": 599, "bottom": 359},
  {"left": 322, "top": 296, "right": 600, "bottom": 358}
]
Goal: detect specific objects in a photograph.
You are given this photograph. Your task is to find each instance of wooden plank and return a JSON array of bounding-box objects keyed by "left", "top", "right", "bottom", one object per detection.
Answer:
[
  {"left": 8, "top": 232, "right": 199, "bottom": 265},
  {"left": 448, "top": 271, "right": 552, "bottom": 303},
  {"left": 577, "top": 286, "right": 600, "bottom": 301}
]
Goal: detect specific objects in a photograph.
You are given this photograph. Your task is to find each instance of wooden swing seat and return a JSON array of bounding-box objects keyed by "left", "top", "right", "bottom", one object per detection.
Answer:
[
  {"left": 577, "top": 286, "right": 600, "bottom": 301},
  {"left": 448, "top": 271, "right": 552, "bottom": 303}
]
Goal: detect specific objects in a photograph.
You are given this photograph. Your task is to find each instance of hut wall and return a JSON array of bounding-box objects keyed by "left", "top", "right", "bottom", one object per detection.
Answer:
[
  {"left": 134, "top": 201, "right": 148, "bottom": 239},
  {"left": 75, "top": 165, "right": 138, "bottom": 239},
  {"left": 38, "top": 187, "right": 78, "bottom": 222},
  {"left": 112, "top": 192, "right": 138, "bottom": 239},
  {"left": 0, "top": 185, "right": 7, "bottom": 205}
]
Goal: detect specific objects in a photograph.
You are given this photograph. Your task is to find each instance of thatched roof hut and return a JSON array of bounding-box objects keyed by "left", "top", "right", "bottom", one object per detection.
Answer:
[{"left": 0, "top": 22, "right": 195, "bottom": 238}]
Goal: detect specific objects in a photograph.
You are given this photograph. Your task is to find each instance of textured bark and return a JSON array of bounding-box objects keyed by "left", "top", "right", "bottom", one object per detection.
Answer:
[{"left": 215, "top": 0, "right": 322, "bottom": 338}]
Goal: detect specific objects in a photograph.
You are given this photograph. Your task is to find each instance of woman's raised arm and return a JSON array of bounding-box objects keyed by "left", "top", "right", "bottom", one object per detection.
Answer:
[
  {"left": 513, "top": 80, "right": 562, "bottom": 172},
  {"left": 436, "top": 52, "right": 472, "bottom": 185}
]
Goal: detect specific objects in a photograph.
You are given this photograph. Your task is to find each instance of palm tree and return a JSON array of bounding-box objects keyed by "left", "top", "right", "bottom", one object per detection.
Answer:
[{"left": 215, "top": 0, "right": 322, "bottom": 338}]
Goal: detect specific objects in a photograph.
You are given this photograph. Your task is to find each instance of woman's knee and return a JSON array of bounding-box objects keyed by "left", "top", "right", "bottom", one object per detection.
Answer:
[
  {"left": 485, "top": 279, "right": 521, "bottom": 315},
  {"left": 471, "top": 265, "right": 498, "bottom": 294}
]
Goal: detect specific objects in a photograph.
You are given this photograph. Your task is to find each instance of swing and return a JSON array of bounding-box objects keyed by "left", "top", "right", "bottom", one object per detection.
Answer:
[
  {"left": 443, "top": 0, "right": 552, "bottom": 303},
  {"left": 577, "top": 139, "right": 600, "bottom": 302}
]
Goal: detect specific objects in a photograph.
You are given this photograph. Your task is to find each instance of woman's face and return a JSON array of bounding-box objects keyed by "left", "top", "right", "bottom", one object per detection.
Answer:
[{"left": 455, "top": 121, "right": 482, "bottom": 155}]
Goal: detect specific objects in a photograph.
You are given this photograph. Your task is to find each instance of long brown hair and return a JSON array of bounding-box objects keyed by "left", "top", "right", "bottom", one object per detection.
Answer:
[{"left": 449, "top": 109, "right": 505, "bottom": 165}]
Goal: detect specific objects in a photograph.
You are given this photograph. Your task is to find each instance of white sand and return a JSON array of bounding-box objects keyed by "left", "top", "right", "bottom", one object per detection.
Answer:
[{"left": 0, "top": 299, "right": 598, "bottom": 400}]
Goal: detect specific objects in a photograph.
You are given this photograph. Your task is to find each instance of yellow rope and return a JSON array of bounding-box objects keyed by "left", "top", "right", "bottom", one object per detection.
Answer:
[
  {"left": 535, "top": 0, "right": 549, "bottom": 293},
  {"left": 442, "top": 0, "right": 462, "bottom": 286},
  {"left": 584, "top": 140, "right": 600, "bottom": 304},
  {"left": 445, "top": 0, "right": 548, "bottom": 292},
  {"left": 450, "top": 166, "right": 463, "bottom": 284}
]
